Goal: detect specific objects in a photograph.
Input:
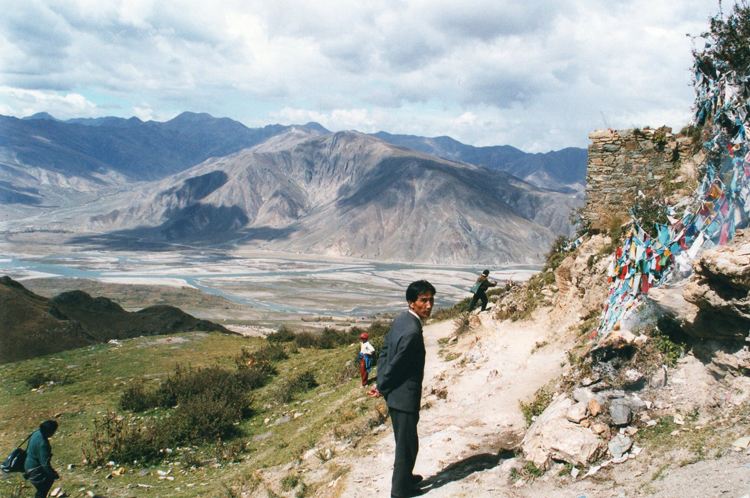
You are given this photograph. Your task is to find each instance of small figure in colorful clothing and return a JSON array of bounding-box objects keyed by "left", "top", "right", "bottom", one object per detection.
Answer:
[{"left": 358, "top": 332, "right": 375, "bottom": 387}]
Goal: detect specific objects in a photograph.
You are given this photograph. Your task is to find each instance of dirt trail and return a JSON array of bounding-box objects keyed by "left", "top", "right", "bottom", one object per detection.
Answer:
[
  {"left": 339, "top": 310, "right": 750, "bottom": 498},
  {"left": 341, "top": 311, "right": 573, "bottom": 497}
]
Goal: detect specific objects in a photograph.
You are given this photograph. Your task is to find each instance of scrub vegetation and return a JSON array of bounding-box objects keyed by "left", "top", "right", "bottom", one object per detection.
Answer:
[{"left": 0, "top": 321, "right": 392, "bottom": 498}]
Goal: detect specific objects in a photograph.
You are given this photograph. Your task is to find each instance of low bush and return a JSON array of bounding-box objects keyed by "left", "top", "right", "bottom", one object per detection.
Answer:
[
  {"left": 431, "top": 296, "right": 472, "bottom": 321},
  {"left": 453, "top": 312, "right": 471, "bottom": 336},
  {"left": 87, "top": 393, "right": 250, "bottom": 467},
  {"left": 335, "top": 359, "right": 360, "bottom": 384},
  {"left": 266, "top": 325, "right": 296, "bottom": 343},
  {"left": 24, "top": 369, "right": 71, "bottom": 389},
  {"left": 85, "top": 412, "right": 159, "bottom": 465},
  {"left": 281, "top": 475, "right": 300, "bottom": 491},
  {"left": 98, "top": 340, "right": 294, "bottom": 466},
  {"left": 543, "top": 235, "right": 571, "bottom": 272},
  {"left": 120, "top": 364, "right": 256, "bottom": 413},
  {"left": 214, "top": 438, "right": 248, "bottom": 463},
  {"left": 275, "top": 370, "right": 318, "bottom": 404},
  {"left": 118, "top": 380, "right": 160, "bottom": 412},
  {"left": 237, "top": 343, "right": 288, "bottom": 364},
  {"left": 632, "top": 194, "right": 669, "bottom": 239}
]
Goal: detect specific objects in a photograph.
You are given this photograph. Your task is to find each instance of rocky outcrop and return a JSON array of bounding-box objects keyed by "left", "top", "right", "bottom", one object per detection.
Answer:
[
  {"left": 552, "top": 234, "right": 612, "bottom": 321},
  {"left": 521, "top": 394, "right": 604, "bottom": 469},
  {"left": 651, "top": 229, "right": 750, "bottom": 341}
]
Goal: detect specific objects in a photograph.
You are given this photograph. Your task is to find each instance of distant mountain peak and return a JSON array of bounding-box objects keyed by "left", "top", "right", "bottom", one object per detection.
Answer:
[
  {"left": 23, "top": 112, "right": 57, "bottom": 121},
  {"left": 168, "top": 111, "right": 217, "bottom": 123},
  {"left": 300, "top": 122, "right": 330, "bottom": 134}
]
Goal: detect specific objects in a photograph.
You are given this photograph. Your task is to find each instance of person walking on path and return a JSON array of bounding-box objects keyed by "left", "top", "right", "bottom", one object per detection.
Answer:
[
  {"left": 359, "top": 332, "right": 375, "bottom": 387},
  {"left": 24, "top": 420, "right": 60, "bottom": 498},
  {"left": 468, "top": 269, "right": 497, "bottom": 313},
  {"left": 377, "top": 280, "right": 435, "bottom": 498}
]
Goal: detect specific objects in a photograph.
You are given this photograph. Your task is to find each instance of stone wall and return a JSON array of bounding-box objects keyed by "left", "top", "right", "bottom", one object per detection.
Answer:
[{"left": 585, "top": 127, "right": 696, "bottom": 231}]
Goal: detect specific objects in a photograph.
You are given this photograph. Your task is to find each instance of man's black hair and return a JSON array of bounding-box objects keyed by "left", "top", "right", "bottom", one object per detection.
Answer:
[
  {"left": 406, "top": 280, "right": 436, "bottom": 303},
  {"left": 39, "top": 420, "right": 58, "bottom": 438}
]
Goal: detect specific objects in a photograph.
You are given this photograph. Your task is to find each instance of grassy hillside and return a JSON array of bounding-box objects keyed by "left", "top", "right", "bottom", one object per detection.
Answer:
[
  {"left": 0, "top": 276, "right": 229, "bottom": 364},
  {"left": 0, "top": 326, "right": 390, "bottom": 497}
]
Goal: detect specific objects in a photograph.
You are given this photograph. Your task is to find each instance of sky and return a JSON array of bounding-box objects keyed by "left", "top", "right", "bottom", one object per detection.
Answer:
[{"left": 0, "top": 0, "right": 723, "bottom": 152}]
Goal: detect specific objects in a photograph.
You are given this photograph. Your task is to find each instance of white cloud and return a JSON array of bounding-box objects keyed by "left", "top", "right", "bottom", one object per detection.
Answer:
[
  {"left": 0, "top": 86, "right": 100, "bottom": 119},
  {"left": 0, "top": 0, "right": 721, "bottom": 151}
]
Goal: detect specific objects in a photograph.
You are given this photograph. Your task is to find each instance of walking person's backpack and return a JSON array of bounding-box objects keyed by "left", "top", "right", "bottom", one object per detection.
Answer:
[{"left": 1, "top": 433, "right": 33, "bottom": 473}]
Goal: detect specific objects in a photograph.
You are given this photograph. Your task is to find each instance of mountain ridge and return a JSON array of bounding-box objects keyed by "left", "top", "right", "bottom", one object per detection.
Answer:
[
  {"left": 71, "top": 130, "right": 579, "bottom": 264},
  {"left": 1, "top": 112, "right": 584, "bottom": 265},
  {"left": 0, "top": 276, "right": 230, "bottom": 364},
  {"left": 370, "top": 131, "right": 587, "bottom": 192}
]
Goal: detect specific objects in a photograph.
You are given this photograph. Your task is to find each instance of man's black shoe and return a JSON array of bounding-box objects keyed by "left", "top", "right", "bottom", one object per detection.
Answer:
[
  {"left": 391, "top": 487, "right": 424, "bottom": 498},
  {"left": 410, "top": 474, "right": 423, "bottom": 484}
]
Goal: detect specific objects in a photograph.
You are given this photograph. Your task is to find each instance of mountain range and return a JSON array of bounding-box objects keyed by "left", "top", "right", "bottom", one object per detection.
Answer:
[{"left": 0, "top": 112, "right": 585, "bottom": 265}]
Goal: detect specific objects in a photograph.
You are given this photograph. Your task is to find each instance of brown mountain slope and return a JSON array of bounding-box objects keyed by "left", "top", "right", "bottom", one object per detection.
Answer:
[
  {"left": 0, "top": 276, "right": 229, "bottom": 364},
  {"left": 77, "top": 131, "right": 580, "bottom": 265}
]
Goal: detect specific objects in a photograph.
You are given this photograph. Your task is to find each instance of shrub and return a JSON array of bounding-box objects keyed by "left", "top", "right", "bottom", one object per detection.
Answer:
[
  {"left": 266, "top": 326, "right": 296, "bottom": 343},
  {"left": 632, "top": 194, "right": 668, "bottom": 239},
  {"left": 281, "top": 475, "right": 300, "bottom": 491},
  {"left": 700, "top": 1, "right": 750, "bottom": 74},
  {"left": 214, "top": 439, "right": 248, "bottom": 463},
  {"left": 275, "top": 370, "right": 318, "bottom": 404},
  {"left": 569, "top": 205, "right": 592, "bottom": 238},
  {"left": 651, "top": 317, "right": 690, "bottom": 367},
  {"left": 453, "top": 312, "right": 471, "bottom": 336},
  {"left": 93, "top": 365, "right": 256, "bottom": 466},
  {"left": 24, "top": 369, "right": 71, "bottom": 389},
  {"left": 119, "top": 380, "right": 160, "bottom": 412},
  {"left": 169, "top": 394, "right": 246, "bottom": 442},
  {"left": 102, "top": 357, "right": 278, "bottom": 466},
  {"left": 237, "top": 343, "right": 288, "bottom": 364},
  {"left": 236, "top": 361, "right": 276, "bottom": 390},
  {"left": 335, "top": 359, "right": 360, "bottom": 384},
  {"left": 153, "top": 364, "right": 253, "bottom": 411},
  {"left": 85, "top": 412, "right": 159, "bottom": 465},
  {"left": 292, "top": 331, "right": 318, "bottom": 349},
  {"left": 542, "top": 234, "right": 571, "bottom": 272},
  {"left": 431, "top": 296, "right": 472, "bottom": 321},
  {"left": 291, "top": 322, "right": 390, "bottom": 351}
]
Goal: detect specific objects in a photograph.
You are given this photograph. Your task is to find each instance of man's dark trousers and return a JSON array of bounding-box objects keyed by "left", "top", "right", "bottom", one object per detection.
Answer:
[
  {"left": 469, "top": 289, "right": 488, "bottom": 312},
  {"left": 32, "top": 474, "right": 55, "bottom": 498},
  {"left": 389, "top": 407, "right": 420, "bottom": 497}
]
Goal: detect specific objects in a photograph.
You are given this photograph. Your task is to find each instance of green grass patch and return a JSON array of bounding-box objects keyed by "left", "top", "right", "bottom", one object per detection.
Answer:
[
  {"left": 519, "top": 385, "right": 554, "bottom": 426},
  {"left": 0, "top": 322, "right": 392, "bottom": 497}
]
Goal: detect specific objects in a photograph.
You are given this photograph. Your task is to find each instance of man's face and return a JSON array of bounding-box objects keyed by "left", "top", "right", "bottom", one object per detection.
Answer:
[{"left": 409, "top": 292, "right": 434, "bottom": 320}]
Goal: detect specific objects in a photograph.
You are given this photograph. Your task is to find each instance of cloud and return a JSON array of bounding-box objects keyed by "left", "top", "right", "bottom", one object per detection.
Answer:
[
  {"left": 0, "top": 86, "right": 100, "bottom": 118},
  {"left": 0, "top": 0, "right": 720, "bottom": 151}
]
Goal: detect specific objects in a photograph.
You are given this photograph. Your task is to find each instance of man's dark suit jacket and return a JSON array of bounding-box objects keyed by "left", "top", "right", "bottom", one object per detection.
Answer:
[{"left": 377, "top": 311, "right": 425, "bottom": 413}]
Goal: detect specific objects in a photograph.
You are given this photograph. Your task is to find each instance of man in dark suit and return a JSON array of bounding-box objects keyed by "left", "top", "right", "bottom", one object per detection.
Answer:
[{"left": 377, "top": 280, "right": 435, "bottom": 498}]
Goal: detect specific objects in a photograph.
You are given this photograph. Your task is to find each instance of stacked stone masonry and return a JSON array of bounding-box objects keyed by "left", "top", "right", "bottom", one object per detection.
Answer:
[{"left": 585, "top": 127, "right": 695, "bottom": 231}]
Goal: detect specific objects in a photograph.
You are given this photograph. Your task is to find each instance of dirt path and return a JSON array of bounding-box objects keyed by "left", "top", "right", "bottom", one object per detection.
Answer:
[
  {"left": 338, "top": 310, "right": 750, "bottom": 498},
  {"left": 341, "top": 311, "right": 572, "bottom": 497}
]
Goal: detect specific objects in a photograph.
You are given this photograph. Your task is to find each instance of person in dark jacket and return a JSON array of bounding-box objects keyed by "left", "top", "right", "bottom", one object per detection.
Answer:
[
  {"left": 377, "top": 280, "right": 435, "bottom": 498},
  {"left": 24, "top": 420, "right": 59, "bottom": 498},
  {"left": 468, "top": 269, "right": 497, "bottom": 312}
]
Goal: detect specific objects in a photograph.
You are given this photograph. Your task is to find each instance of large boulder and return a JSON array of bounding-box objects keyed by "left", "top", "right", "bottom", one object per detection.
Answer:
[
  {"left": 651, "top": 229, "right": 750, "bottom": 341},
  {"left": 521, "top": 394, "right": 604, "bottom": 470}
]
